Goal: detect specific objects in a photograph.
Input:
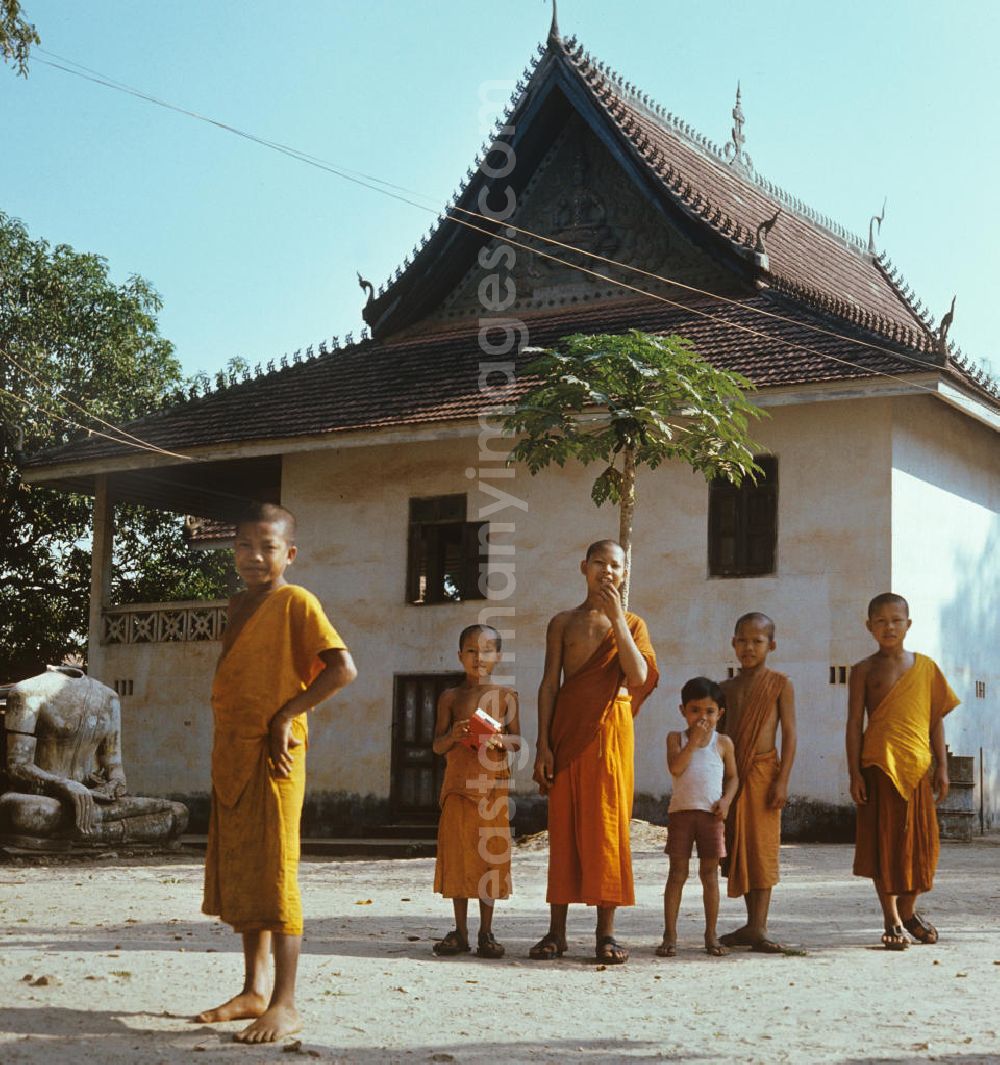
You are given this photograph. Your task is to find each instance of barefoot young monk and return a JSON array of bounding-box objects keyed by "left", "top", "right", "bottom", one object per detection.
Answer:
[
  {"left": 431, "top": 624, "right": 520, "bottom": 960},
  {"left": 530, "top": 540, "right": 658, "bottom": 965},
  {"left": 847, "top": 593, "right": 958, "bottom": 951},
  {"left": 718, "top": 612, "right": 797, "bottom": 953},
  {"left": 196, "top": 503, "right": 357, "bottom": 1043}
]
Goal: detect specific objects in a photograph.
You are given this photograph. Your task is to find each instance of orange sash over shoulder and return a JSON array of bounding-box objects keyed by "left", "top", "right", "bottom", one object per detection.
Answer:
[
  {"left": 549, "top": 613, "right": 658, "bottom": 777},
  {"left": 724, "top": 668, "right": 787, "bottom": 898},
  {"left": 210, "top": 584, "right": 346, "bottom": 807},
  {"left": 729, "top": 668, "right": 787, "bottom": 788},
  {"left": 861, "top": 653, "right": 959, "bottom": 799}
]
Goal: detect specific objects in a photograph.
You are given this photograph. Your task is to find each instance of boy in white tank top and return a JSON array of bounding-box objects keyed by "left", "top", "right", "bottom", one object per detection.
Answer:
[{"left": 658, "top": 677, "right": 738, "bottom": 957}]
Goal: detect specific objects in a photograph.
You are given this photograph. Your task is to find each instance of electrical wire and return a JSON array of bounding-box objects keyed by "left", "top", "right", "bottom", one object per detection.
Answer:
[
  {"left": 0, "top": 383, "right": 189, "bottom": 458},
  {"left": 30, "top": 47, "right": 976, "bottom": 410},
  {"left": 0, "top": 348, "right": 193, "bottom": 461}
]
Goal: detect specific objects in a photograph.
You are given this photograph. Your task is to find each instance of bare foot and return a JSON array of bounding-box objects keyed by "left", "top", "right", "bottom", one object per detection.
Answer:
[
  {"left": 719, "top": 925, "right": 756, "bottom": 947},
  {"left": 195, "top": 991, "right": 267, "bottom": 1024},
  {"left": 705, "top": 936, "right": 729, "bottom": 957},
  {"left": 233, "top": 1003, "right": 302, "bottom": 1044}
]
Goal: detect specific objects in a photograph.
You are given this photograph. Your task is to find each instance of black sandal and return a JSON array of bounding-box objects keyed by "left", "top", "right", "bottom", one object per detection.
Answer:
[
  {"left": 596, "top": 935, "right": 629, "bottom": 964},
  {"left": 903, "top": 913, "right": 938, "bottom": 944},
  {"left": 476, "top": 931, "right": 505, "bottom": 959},
  {"left": 881, "top": 925, "right": 910, "bottom": 951},
  {"left": 432, "top": 928, "right": 470, "bottom": 956},
  {"left": 528, "top": 932, "right": 567, "bottom": 960}
]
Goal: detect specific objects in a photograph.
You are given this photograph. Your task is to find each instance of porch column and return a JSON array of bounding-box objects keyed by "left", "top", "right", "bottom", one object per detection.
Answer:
[{"left": 87, "top": 474, "right": 114, "bottom": 681}]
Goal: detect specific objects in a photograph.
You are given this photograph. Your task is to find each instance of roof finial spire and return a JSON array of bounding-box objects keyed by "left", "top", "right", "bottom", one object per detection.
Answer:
[
  {"left": 723, "top": 81, "right": 753, "bottom": 173},
  {"left": 548, "top": 0, "right": 560, "bottom": 44},
  {"left": 867, "top": 196, "right": 887, "bottom": 256}
]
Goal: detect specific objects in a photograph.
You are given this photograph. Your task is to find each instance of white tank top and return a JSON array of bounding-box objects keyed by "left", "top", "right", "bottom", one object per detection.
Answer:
[{"left": 668, "top": 731, "right": 723, "bottom": 814}]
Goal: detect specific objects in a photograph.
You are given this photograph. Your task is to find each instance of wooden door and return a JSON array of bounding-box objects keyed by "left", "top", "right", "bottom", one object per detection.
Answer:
[{"left": 390, "top": 673, "right": 462, "bottom": 819}]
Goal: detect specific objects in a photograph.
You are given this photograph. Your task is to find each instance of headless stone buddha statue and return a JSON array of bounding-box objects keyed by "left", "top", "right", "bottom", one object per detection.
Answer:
[{"left": 0, "top": 667, "right": 188, "bottom": 850}]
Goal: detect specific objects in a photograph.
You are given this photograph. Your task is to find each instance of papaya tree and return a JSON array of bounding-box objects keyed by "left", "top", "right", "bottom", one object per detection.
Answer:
[{"left": 505, "top": 329, "right": 765, "bottom": 607}]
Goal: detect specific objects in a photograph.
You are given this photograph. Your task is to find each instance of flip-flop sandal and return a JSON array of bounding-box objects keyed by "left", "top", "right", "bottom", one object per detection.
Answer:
[
  {"left": 903, "top": 913, "right": 938, "bottom": 944},
  {"left": 596, "top": 935, "right": 629, "bottom": 964},
  {"left": 432, "top": 929, "right": 470, "bottom": 956},
  {"left": 655, "top": 940, "right": 677, "bottom": 958},
  {"left": 881, "top": 925, "right": 910, "bottom": 951},
  {"left": 705, "top": 942, "right": 730, "bottom": 956},
  {"left": 750, "top": 938, "right": 786, "bottom": 954},
  {"left": 528, "top": 932, "right": 567, "bottom": 960},
  {"left": 476, "top": 931, "right": 506, "bottom": 959}
]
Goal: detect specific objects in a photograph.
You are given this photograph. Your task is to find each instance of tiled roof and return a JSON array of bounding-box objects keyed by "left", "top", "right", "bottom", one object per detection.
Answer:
[
  {"left": 22, "top": 293, "right": 989, "bottom": 472},
  {"left": 365, "top": 30, "right": 947, "bottom": 353}
]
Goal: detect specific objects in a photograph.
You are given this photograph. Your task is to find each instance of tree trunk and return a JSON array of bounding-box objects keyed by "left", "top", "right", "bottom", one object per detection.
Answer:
[{"left": 618, "top": 446, "right": 636, "bottom": 610}]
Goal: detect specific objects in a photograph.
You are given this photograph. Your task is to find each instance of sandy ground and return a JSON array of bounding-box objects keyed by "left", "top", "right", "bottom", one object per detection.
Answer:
[{"left": 1, "top": 828, "right": 999, "bottom": 1065}]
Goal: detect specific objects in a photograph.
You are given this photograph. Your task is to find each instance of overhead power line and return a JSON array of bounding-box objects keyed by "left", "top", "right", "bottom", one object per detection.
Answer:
[{"left": 30, "top": 47, "right": 974, "bottom": 418}]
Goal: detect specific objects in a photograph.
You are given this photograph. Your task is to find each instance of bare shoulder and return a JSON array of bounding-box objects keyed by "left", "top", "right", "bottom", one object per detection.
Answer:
[
  {"left": 716, "top": 733, "right": 735, "bottom": 754},
  {"left": 850, "top": 655, "right": 875, "bottom": 677},
  {"left": 438, "top": 685, "right": 460, "bottom": 707},
  {"left": 547, "top": 610, "right": 574, "bottom": 633},
  {"left": 780, "top": 675, "right": 795, "bottom": 696}
]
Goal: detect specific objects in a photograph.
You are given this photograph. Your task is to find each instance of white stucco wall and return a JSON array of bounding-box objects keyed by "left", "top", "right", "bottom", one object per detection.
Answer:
[
  {"left": 262, "top": 396, "right": 894, "bottom": 810},
  {"left": 110, "top": 394, "right": 999, "bottom": 820},
  {"left": 890, "top": 396, "right": 1000, "bottom": 826}
]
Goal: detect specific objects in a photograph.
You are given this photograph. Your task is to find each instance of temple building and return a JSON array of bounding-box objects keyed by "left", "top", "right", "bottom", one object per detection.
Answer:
[{"left": 21, "top": 17, "right": 999, "bottom": 838}]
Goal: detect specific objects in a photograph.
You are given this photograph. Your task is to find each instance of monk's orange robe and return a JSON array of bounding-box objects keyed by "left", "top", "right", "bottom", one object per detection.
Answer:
[
  {"left": 723, "top": 668, "right": 787, "bottom": 899},
  {"left": 546, "top": 614, "right": 658, "bottom": 907},
  {"left": 202, "top": 584, "right": 346, "bottom": 935},
  {"left": 853, "top": 654, "right": 959, "bottom": 894},
  {"left": 433, "top": 740, "right": 511, "bottom": 902}
]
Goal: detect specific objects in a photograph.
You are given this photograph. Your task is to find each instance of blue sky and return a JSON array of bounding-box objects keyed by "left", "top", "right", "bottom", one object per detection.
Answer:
[{"left": 4, "top": 0, "right": 997, "bottom": 378}]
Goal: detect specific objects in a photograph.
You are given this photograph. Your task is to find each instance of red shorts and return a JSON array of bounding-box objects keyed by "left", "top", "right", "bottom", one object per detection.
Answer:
[{"left": 666, "top": 809, "right": 726, "bottom": 861}]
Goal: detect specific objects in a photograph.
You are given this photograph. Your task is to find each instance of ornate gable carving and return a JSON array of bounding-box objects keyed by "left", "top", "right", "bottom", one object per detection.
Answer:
[{"left": 403, "top": 114, "right": 736, "bottom": 336}]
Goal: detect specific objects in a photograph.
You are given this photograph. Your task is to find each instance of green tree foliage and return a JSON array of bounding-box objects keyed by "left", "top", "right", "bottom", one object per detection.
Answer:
[
  {"left": 1, "top": 0, "right": 39, "bottom": 76},
  {"left": 505, "top": 330, "right": 765, "bottom": 607},
  {"left": 0, "top": 211, "right": 230, "bottom": 680}
]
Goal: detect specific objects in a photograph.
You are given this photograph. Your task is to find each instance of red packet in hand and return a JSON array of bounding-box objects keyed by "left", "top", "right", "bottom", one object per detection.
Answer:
[{"left": 459, "top": 708, "right": 503, "bottom": 750}]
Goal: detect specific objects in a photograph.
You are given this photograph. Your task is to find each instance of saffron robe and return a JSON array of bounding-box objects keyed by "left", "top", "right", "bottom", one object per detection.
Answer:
[
  {"left": 433, "top": 740, "right": 511, "bottom": 902},
  {"left": 546, "top": 614, "right": 658, "bottom": 907},
  {"left": 202, "top": 585, "right": 346, "bottom": 934},
  {"left": 853, "top": 654, "right": 959, "bottom": 893},
  {"left": 723, "top": 668, "right": 787, "bottom": 899}
]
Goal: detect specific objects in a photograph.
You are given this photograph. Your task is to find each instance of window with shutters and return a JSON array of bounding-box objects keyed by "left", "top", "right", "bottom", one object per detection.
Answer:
[
  {"left": 406, "top": 494, "right": 486, "bottom": 604},
  {"left": 708, "top": 456, "right": 778, "bottom": 577}
]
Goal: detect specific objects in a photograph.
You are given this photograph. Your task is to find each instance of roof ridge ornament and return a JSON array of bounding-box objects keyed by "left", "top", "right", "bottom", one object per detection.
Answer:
[
  {"left": 867, "top": 197, "right": 887, "bottom": 256},
  {"left": 754, "top": 209, "right": 781, "bottom": 271},
  {"left": 936, "top": 295, "right": 956, "bottom": 354},
  {"left": 548, "top": 0, "right": 560, "bottom": 45},
  {"left": 723, "top": 82, "right": 753, "bottom": 174}
]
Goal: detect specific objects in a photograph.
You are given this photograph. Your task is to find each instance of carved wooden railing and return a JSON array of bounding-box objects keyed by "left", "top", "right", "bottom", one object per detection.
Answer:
[{"left": 101, "top": 600, "right": 228, "bottom": 645}]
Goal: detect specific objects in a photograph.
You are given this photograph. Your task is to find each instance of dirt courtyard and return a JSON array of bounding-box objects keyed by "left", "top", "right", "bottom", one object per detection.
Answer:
[{"left": 1, "top": 832, "right": 998, "bottom": 1064}]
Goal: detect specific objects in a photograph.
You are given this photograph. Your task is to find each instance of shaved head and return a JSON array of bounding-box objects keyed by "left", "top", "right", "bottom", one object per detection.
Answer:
[
  {"left": 585, "top": 539, "right": 624, "bottom": 561},
  {"left": 734, "top": 611, "right": 775, "bottom": 639},
  {"left": 867, "top": 592, "right": 909, "bottom": 618},
  {"left": 237, "top": 501, "right": 297, "bottom": 542}
]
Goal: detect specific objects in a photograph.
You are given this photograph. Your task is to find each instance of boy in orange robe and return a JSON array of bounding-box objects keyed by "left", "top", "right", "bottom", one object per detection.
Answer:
[
  {"left": 530, "top": 540, "right": 658, "bottom": 965},
  {"left": 430, "top": 624, "right": 520, "bottom": 959},
  {"left": 196, "top": 503, "right": 357, "bottom": 1043},
  {"left": 847, "top": 592, "right": 959, "bottom": 950},
  {"left": 719, "top": 612, "right": 797, "bottom": 953}
]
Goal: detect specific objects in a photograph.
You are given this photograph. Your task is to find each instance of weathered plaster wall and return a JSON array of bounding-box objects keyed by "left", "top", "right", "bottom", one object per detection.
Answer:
[
  {"left": 284, "top": 396, "right": 896, "bottom": 813},
  {"left": 101, "top": 639, "right": 218, "bottom": 796},
  {"left": 102, "top": 396, "right": 914, "bottom": 830},
  {"left": 890, "top": 396, "right": 1000, "bottom": 827}
]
